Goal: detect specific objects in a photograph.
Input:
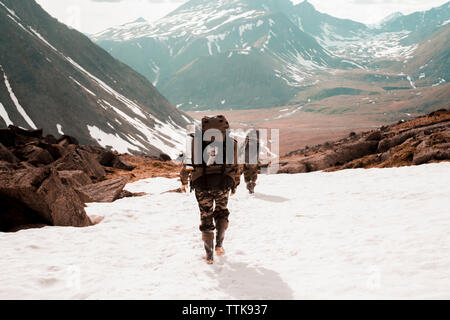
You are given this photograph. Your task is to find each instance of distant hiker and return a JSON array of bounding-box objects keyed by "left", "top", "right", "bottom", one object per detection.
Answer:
[
  {"left": 242, "top": 129, "right": 261, "bottom": 194},
  {"left": 180, "top": 115, "right": 241, "bottom": 264},
  {"left": 242, "top": 164, "right": 261, "bottom": 194}
]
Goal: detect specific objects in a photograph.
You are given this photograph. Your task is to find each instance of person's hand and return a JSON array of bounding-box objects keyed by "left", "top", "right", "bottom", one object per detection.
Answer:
[{"left": 180, "top": 185, "right": 187, "bottom": 193}]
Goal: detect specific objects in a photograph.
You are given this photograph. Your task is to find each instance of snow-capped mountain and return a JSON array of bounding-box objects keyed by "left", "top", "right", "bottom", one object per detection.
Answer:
[
  {"left": 92, "top": 0, "right": 450, "bottom": 110},
  {"left": 93, "top": 0, "right": 349, "bottom": 110},
  {"left": 0, "top": 0, "right": 190, "bottom": 158}
]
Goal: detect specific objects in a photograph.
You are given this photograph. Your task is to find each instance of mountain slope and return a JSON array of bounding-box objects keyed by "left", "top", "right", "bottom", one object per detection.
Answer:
[
  {"left": 379, "top": 1, "right": 450, "bottom": 32},
  {"left": 405, "top": 24, "right": 449, "bottom": 87},
  {"left": 92, "top": 0, "right": 449, "bottom": 112},
  {"left": 93, "top": 0, "right": 346, "bottom": 110},
  {"left": 290, "top": 0, "right": 369, "bottom": 45},
  {"left": 0, "top": 0, "right": 189, "bottom": 158}
]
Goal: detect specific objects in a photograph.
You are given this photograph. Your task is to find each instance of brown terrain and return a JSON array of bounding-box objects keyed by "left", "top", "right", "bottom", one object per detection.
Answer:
[
  {"left": 279, "top": 109, "right": 450, "bottom": 173},
  {"left": 187, "top": 80, "right": 449, "bottom": 156}
]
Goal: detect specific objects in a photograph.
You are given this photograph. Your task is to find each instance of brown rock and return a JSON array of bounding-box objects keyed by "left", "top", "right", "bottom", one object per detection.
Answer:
[
  {"left": 159, "top": 153, "right": 172, "bottom": 162},
  {"left": 18, "top": 145, "right": 54, "bottom": 166},
  {"left": 39, "top": 143, "right": 66, "bottom": 160},
  {"left": 365, "top": 130, "right": 382, "bottom": 142},
  {"left": 0, "top": 143, "right": 19, "bottom": 163},
  {"left": 278, "top": 161, "right": 309, "bottom": 174},
  {"left": 99, "top": 150, "right": 116, "bottom": 166},
  {"left": 99, "top": 151, "right": 135, "bottom": 171},
  {"left": 0, "top": 128, "right": 15, "bottom": 147},
  {"left": 53, "top": 149, "right": 106, "bottom": 180},
  {"left": 8, "top": 126, "right": 43, "bottom": 139},
  {"left": 44, "top": 135, "right": 58, "bottom": 145},
  {"left": 36, "top": 169, "right": 92, "bottom": 227},
  {"left": 112, "top": 156, "right": 135, "bottom": 171},
  {"left": 377, "top": 132, "right": 414, "bottom": 153},
  {"left": 76, "top": 177, "right": 129, "bottom": 203},
  {"left": 58, "top": 135, "right": 79, "bottom": 146},
  {"left": 59, "top": 170, "right": 92, "bottom": 188},
  {"left": 0, "top": 167, "right": 92, "bottom": 231}
]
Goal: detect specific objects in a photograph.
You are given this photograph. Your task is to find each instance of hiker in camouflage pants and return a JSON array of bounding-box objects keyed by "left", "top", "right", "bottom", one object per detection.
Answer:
[{"left": 195, "top": 189, "right": 230, "bottom": 233}]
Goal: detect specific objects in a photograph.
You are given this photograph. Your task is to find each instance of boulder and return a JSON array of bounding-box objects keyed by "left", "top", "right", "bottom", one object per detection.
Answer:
[
  {"left": 0, "top": 168, "right": 92, "bottom": 232},
  {"left": 38, "top": 142, "right": 66, "bottom": 160},
  {"left": 53, "top": 149, "right": 105, "bottom": 180},
  {"left": 44, "top": 134, "right": 58, "bottom": 145},
  {"left": 278, "top": 161, "right": 308, "bottom": 174},
  {"left": 98, "top": 150, "right": 116, "bottom": 167},
  {"left": 58, "top": 135, "right": 79, "bottom": 146},
  {"left": 0, "top": 129, "right": 15, "bottom": 147},
  {"left": 17, "top": 145, "right": 54, "bottom": 166},
  {"left": 377, "top": 132, "right": 414, "bottom": 153},
  {"left": 8, "top": 126, "right": 43, "bottom": 138},
  {"left": 76, "top": 177, "right": 129, "bottom": 203},
  {"left": 36, "top": 169, "right": 92, "bottom": 227},
  {"left": 0, "top": 143, "right": 18, "bottom": 163},
  {"left": 304, "top": 141, "right": 379, "bottom": 171},
  {"left": 99, "top": 151, "right": 135, "bottom": 171},
  {"left": 1, "top": 126, "right": 42, "bottom": 147},
  {"left": 159, "top": 153, "right": 172, "bottom": 162},
  {"left": 59, "top": 170, "right": 92, "bottom": 188},
  {"left": 413, "top": 140, "right": 450, "bottom": 165},
  {"left": 365, "top": 130, "right": 382, "bottom": 142},
  {"left": 112, "top": 157, "right": 135, "bottom": 171}
]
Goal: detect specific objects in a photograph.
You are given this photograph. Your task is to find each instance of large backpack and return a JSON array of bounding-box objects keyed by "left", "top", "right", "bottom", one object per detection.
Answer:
[{"left": 189, "top": 115, "right": 240, "bottom": 188}]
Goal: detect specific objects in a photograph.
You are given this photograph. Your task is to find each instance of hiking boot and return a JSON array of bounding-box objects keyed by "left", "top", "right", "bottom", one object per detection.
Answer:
[
  {"left": 215, "top": 219, "right": 229, "bottom": 255},
  {"left": 215, "top": 247, "right": 225, "bottom": 256},
  {"left": 202, "top": 232, "right": 214, "bottom": 264}
]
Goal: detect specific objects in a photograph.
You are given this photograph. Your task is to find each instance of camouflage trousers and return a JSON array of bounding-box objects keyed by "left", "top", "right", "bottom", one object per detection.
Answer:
[
  {"left": 195, "top": 188, "right": 231, "bottom": 232},
  {"left": 244, "top": 165, "right": 259, "bottom": 193}
]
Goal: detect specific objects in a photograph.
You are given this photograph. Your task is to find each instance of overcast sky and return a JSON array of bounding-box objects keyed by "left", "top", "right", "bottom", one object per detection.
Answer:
[{"left": 36, "top": 0, "right": 448, "bottom": 34}]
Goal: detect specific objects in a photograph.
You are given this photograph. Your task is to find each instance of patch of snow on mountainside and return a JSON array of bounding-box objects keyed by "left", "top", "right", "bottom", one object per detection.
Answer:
[
  {"left": 1, "top": 65, "right": 37, "bottom": 129},
  {"left": 1, "top": 163, "right": 449, "bottom": 299},
  {"left": 317, "top": 30, "right": 418, "bottom": 63},
  {"left": 0, "top": 102, "right": 13, "bottom": 126},
  {"left": 92, "top": 2, "right": 265, "bottom": 41}
]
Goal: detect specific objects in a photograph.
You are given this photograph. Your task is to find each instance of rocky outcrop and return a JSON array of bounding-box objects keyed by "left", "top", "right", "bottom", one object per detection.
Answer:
[
  {"left": 280, "top": 109, "right": 450, "bottom": 173},
  {"left": 76, "top": 177, "right": 129, "bottom": 203},
  {"left": 0, "top": 126, "right": 138, "bottom": 232},
  {"left": 54, "top": 149, "right": 106, "bottom": 181},
  {"left": 0, "top": 143, "right": 18, "bottom": 163},
  {"left": 99, "top": 151, "right": 136, "bottom": 171},
  {"left": 0, "top": 168, "right": 92, "bottom": 232}
]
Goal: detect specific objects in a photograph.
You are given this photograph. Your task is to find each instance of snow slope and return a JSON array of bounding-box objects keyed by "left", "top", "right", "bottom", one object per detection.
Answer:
[{"left": 1, "top": 163, "right": 449, "bottom": 299}]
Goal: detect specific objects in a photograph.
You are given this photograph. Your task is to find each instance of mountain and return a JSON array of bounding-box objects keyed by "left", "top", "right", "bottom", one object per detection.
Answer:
[
  {"left": 92, "top": 0, "right": 450, "bottom": 111},
  {"left": 93, "top": 0, "right": 349, "bottom": 110},
  {"left": 379, "top": 2, "right": 450, "bottom": 32},
  {"left": 0, "top": 0, "right": 190, "bottom": 158},
  {"left": 405, "top": 24, "right": 449, "bottom": 87},
  {"left": 290, "top": 1, "right": 369, "bottom": 46}
]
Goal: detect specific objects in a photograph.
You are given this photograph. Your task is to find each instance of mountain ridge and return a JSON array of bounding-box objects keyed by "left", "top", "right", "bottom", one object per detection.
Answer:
[{"left": 0, "top": 0, "right": 190, "bottom": 158}]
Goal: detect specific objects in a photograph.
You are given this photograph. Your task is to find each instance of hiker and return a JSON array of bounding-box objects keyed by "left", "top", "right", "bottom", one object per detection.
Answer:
[
  {"left": 242, "top": 164, "right": 261, "bottom": 194},
  {"left": 242, "top": 129, "right": 261, "bottom": 194},
  {"left": 180, "top": 115, "right": 241, "bottom": 264}
]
